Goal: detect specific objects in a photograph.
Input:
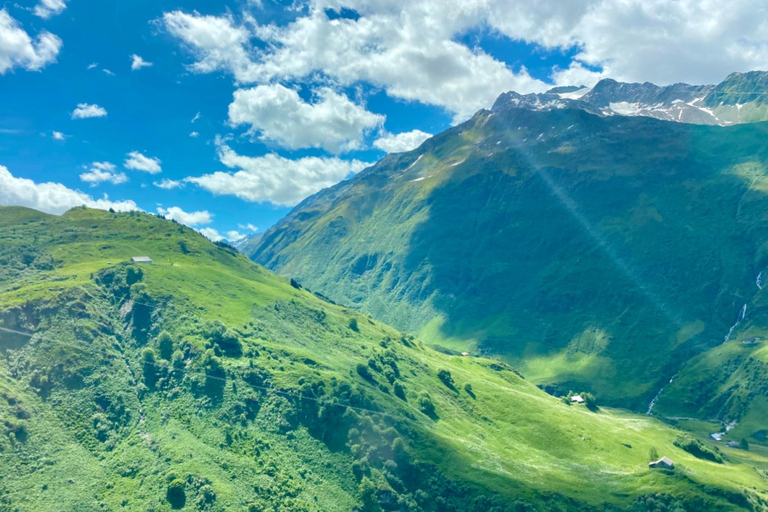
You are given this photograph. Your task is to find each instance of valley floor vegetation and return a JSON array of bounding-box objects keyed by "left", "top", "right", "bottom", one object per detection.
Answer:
[{"left": 1, "top": 207, "right": 767, "bottom": 511}]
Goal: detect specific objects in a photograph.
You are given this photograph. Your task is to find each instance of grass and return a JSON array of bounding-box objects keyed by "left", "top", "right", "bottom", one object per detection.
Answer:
[{"left": 1, "top": 206, "right": 767, "bottom": 511}]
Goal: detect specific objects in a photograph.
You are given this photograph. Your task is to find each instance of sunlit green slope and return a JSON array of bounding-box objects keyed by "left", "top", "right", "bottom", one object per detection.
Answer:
[
  {"left": 248, "top": 105, "right": 768, "bottom": 412},
  {"left": 1, "top": 206, "right": 767, "bottom": 511}
]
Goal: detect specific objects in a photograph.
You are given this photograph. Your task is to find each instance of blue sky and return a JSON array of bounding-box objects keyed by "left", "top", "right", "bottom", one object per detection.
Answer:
[{"left": 1, "top": 0, "right": 766, "bottom": 240}]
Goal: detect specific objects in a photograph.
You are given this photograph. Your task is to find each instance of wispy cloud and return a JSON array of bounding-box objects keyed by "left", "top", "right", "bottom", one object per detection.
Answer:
[
  {"left": 33, "top": 0, "right": 66, "bottom": 19},
  {"left": 238, "top": 223, "right": 258, "bottom": 232},
  {"left": 153, "top": 179, "right": 183, "bottom": 190}
]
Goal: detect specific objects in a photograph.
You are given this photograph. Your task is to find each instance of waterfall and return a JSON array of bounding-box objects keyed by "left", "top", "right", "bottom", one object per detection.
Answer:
[
  {"left": 648, "top": 301, "right": 748, "bottom": 415},
  {"left": 723, "top": 303, "right": 747, "bottom": 344},
  {"left": 646, "top": 375, "right": 675, "bottom": 415},
  {"left": 757, "top": 271, "right": 764, "bottom": 290}
]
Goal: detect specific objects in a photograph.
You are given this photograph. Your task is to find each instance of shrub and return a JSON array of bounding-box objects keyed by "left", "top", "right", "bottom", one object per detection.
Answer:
[
  {"left": 367, "top": 357, "right": 381, "bottom": 372},
  {"left": 166, "top": 479, "right": 186, "bottom": 508},
  {"left": 359, "top": 477, "right": 377, "bottom": 512},
  {"left": 157, "top": 331, "right": 174, "bottom": 360},
  {"left": 202, "top": 321, "right": 242, "bottom": 356},
  {"left": 171, "top": 350, "right": 185, "bottom": 370},
  {"left": 464, "top": 383, "right": 475, "bottom": 398},
  {"left": 218, "top": 329, "right": 243, "bottom": 356},
  {"left": 141, "top": 347, "right": 156, "bottom": 364},
  {"left": 582, "top": 392, "right": 598, "bottom": 411},
  {"left": 740, "top": 438, "right": 750, "bottom": 451},
  {"left": 141, "top": 348, "right": 157, "bottom": 385},
  {"left": 418, "top": 392, "right": 435, "bottom": 416},
  {"left": 349, "top": 317, "right": 359, "bottom": 332},
  {"left": 126, "top": 266, "right": 143, "bottom": 286},
  {"left": 197, "top": 484, "right": 216, "bottom": 507},
  {"left": 356, "top": 363, "right": 373, "bottom": 381},
  {"left": 203, "top": 349, "right": 224, "bottom": 377},
  {"left": 673, "top": 434, "right": 723, "bottom": 463},
  {"left": 393, "top": 381, "right": 406, "bottom": 400},
  {"left": 130, "top": 283, "right": 151, "bottom": 303},
  {"left": 437, "top": 369, "right": 456, "bottom": 390}
]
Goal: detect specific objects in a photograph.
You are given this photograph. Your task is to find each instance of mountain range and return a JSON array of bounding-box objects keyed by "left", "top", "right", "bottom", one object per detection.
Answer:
[
  {"left": 245, "top": 71, "right": 768, "bottom": 437},
  {"left": 495, "top": 71, "right": 768, "bottom": 126}
]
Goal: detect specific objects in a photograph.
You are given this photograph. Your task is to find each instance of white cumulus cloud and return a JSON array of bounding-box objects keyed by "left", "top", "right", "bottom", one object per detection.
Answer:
[
  {"left": 190, "top": 131, "right": 199, "bottom": 138},
  {"left": 229, "top": 84, "right": 384, "bottom": 153},
  {"left": 72, "top": 103, "right": 107, "bottom": 119},
  {"left": 199, "top": 227, "right": 224, "bottom": 242},
  {"left": 80, "top": 161, "right": 128, "bottom": 186},
  {"left": 163, "top": 1, "right": 768, "bottom": 120},
  {"left": 153, "top": 178, "right": 183, "bottom": 189},
  {"left": 0, "top": 9, "right": 62, "bottom": 74},
  {"left": 130, "top": 54, "right": 153, "bottom": 70},
  {"left": 51, "top": 131, "right": 66, "bottom": 140},
  {"left": 0, "top": 164, "right": 138, "bottom": 215},
  {"left": 320, "top": 0, "right": 768, "bottom": 88},
  {"left": 162, "top": 7, "right": 546, "bottom": 121},
  {"left": 163, "top": 11, "right": 256, "bottom": 80},
  {"left": 33, "top": 0, "right": 67, "bottom": 19},
  {"left": 373, "top": 130, "right": 432, "bottom": 153},
  {"left": 157, "top": 206, "right": 212, "bottom": 226},
  {"left": 124, "top": 151, "right": 162, "bottom": 174},
  {"left": 186, "top": 137, "right": 370, "bottom": 206}
]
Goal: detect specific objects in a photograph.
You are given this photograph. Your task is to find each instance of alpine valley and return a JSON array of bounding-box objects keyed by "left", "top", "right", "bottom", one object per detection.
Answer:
[
  {"left": 4, "top": 72, "right": 768, "bottom": 512},
  {"left": 246, "top": 72, "right": 768, "bottom": 458}
]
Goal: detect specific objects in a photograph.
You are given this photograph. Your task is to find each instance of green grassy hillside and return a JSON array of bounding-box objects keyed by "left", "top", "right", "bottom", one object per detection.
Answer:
[
  {"left": 247, "top": 106, "right": 768, "bottom": 412},
  {"left": 2, "top": 206, "right": 768, "bottom": 511}
]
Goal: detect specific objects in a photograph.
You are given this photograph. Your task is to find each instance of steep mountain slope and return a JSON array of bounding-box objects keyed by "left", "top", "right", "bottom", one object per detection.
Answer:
[
  {"left": 248, "top": 102, "right": 768, "bottom": 412},
  {"left": 2, "top": 207, "right": 768, "bottom": 511}
]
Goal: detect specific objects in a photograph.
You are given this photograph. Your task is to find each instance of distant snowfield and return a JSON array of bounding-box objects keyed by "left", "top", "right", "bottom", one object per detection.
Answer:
[{"left": 557, "top": 88, "right": 591, "bottom": 100}]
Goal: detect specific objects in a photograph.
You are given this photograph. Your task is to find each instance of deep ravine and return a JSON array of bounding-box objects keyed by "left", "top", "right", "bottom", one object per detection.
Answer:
[{"left": 647, "top": 290, "right": 752, "bottom": 415}]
